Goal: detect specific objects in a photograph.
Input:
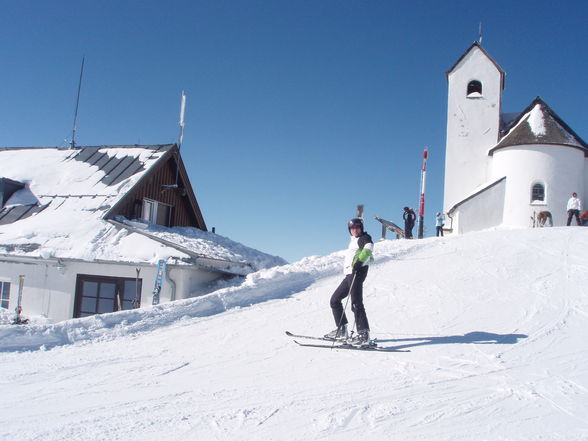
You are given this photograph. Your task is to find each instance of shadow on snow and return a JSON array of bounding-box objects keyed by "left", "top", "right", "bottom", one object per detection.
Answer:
[{"left": 377, "top": 331, "right": 528, "bottom": 350}]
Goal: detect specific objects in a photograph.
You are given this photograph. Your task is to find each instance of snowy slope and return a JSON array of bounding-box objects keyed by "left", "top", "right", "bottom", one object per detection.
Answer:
[{"left": 1, "top": 228, "right": 588, "bottom": 440}]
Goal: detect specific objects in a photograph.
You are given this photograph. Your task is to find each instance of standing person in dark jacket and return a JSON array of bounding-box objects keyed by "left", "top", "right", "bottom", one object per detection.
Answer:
[
  {"left": 403, "top": 207, "right": 416, "bottom": 238},
  {"left": 325, "top": 218, "right": 374, "bottom": 346}
]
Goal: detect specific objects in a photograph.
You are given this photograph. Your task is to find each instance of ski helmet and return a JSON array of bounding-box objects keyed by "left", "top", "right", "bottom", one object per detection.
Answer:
[{"left": 348, "top": 218, "right": 364, "bottom": 233}]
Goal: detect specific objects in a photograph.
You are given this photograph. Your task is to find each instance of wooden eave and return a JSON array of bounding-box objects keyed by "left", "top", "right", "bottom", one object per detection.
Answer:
[{"left": 174, "top": 149, "right": 207, "bottom": 230}]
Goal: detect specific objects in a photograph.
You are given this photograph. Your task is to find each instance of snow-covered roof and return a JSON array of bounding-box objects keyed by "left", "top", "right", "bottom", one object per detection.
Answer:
[
  {"left": 491, "top": 97, "right": 588, "bottom": 155},
  {"left": 0, "top": 145, "right": 284, "bottom": 273}
]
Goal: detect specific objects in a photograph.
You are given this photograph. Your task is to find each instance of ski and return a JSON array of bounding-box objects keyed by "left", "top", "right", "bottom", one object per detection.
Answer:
[
  {"left": 292, "top": 340, "right": 409, "bottom": 352},
  {"left": 151, "top": 259, "right": 166, "bottom": 305},
  {"left": 285, "top": 331, "right": 337, "bottom": 342},
  {"left": 286, "top": 330, "right": 382, "bottom": 345},
  {"left": 286, "top": 331, "right": 409, "bottom": 352}
]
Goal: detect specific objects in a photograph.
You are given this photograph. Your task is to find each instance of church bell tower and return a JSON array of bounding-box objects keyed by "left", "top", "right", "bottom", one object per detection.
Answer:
[{"left": 443, "top": 43, "right": 505, "bottom": 212}]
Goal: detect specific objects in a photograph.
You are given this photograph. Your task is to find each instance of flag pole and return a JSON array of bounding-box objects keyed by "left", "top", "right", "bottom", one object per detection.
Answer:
[{"left": 418, "top": 147, "right": 428, "bottom": 239}]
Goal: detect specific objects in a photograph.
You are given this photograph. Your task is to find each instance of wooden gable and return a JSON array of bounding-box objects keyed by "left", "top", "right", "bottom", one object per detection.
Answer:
[{"left": 108, "top": 146, "right": 207, "bottom": 230}]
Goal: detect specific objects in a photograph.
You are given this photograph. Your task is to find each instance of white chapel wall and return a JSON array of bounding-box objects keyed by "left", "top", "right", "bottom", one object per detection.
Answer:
[
  {"left": 584, "top": 157, "right": 588, "bottom": 211},
  {"left": 452, "top": 178, "right": 506, "bottom": 234},
  {"left": 492, "top": 145, "right": 585, "bottom": 227}
]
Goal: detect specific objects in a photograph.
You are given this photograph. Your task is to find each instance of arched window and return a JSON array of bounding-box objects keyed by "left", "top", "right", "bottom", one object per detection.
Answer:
[
  {"left": 531, "top": 183, "right": 545, "bottom": 203},
  {"left": 467, "top": 80, "right": 482, "bottom": 98}
]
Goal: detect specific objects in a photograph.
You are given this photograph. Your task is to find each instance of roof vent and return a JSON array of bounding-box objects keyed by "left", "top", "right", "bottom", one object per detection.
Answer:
[{"left": 0, "top": 178, "right": 25, "bottom": 208}]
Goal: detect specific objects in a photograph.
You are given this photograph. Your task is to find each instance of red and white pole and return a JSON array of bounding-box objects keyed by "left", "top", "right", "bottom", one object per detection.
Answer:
[{"left": 418, "top": 147, "right": 428, "bottom": 239}]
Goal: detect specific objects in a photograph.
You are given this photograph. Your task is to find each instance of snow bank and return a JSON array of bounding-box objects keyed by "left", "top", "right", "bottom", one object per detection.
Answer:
[{"left": 0, "top": 238, "right": 419, "bottom": 351}]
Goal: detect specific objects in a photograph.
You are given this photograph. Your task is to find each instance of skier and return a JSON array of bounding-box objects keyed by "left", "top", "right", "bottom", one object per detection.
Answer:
[
  {"left": 403, "top": 207, "right": 416, "bottom": 238},
  {"left": 325, "top": 218, "right": 374, "bottom": 346},
  {"left": 435, "top": 212, "right": 445, "bottom": 237},
  {"left": 566, "top": 192, "right": 582, "bottom": 226}
]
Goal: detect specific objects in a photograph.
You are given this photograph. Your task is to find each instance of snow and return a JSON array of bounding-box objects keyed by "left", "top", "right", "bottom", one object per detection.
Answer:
[
  {"left": 500, "top": 103, "right": 583, "bottom": 148},
  {"left": 0, "top": 147, "right": 285, "bottom": 271},
  {"left": 528, "top": 104, "right": 546, "bottom": 136},
  {"left": 114, "top": 217, "right": 286, "bottom": 270},
  {"left": 1, "top": 227, "right": 588, "bottom": 440},
  {"left": 0, "top": 147, "right": 168, "bottom": 263},
  {"left": 0, "top": 147, "right": 162, "bottom": 197}
]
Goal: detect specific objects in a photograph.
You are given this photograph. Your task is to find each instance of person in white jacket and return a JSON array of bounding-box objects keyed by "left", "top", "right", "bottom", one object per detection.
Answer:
[
  {"left": 566, "top": 192, "right": 582, "bottom": 226},
  {"left": 435, "top": 212, "right": 445, "bottom": 237},
  {"left": 324, "top": 218, "right": 374, "bottom": 346}
]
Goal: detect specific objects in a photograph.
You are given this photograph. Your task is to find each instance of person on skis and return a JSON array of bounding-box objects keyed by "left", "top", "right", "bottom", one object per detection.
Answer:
[{"left": 325, "top": 218, "right": 374, "bottom": 346}]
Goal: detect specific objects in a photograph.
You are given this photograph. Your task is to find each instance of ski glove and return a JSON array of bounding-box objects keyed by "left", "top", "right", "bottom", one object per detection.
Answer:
[{"left": 352, "top": 248, "right": 373, "bottom": 272}]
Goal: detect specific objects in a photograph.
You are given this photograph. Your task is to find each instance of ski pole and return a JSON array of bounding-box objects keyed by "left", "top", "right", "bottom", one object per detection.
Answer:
[{"left": 132, "top": 268, "right": 141, "bottom": 309}]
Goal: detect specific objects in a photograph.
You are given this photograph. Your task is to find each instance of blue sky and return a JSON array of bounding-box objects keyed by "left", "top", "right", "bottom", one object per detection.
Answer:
[{"left": 1, "top": 1, "right": 587, "bottom": 262}]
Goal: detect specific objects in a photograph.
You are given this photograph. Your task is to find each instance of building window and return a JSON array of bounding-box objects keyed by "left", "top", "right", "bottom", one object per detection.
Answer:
[
  {"left": 142, "top": 198, "right": 173, "bottom": 227},
  {"left": 0, "top": 281, "right": 10, "bottom": 309},
  {"left": 74, "top": 275, "right": 142, "bottom": 318},
  {"left": 142, "top": 199, "right": 154, "bottom": 222},
  {"left": 531, "top": 183, "right": 545, "bottom": 203},
  {"left": 467, "top": 80, "right": 483, "bottom": 98}
]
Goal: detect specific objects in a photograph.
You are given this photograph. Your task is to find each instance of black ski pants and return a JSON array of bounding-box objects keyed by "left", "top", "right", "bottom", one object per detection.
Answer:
[
  {"left": 330, "top": 266, "right": 369, "bottom": 331},
  {"left": 567, "top": 209, "right": 581, "bottom": 226},
  {"left": 404, "top": 221, "right": 414, "bottom": 239}
]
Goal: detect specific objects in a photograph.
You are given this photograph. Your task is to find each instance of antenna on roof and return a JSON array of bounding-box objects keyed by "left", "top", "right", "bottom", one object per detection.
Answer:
[
  {"left": 162, "top": 91, "right": 187, "bottom": 192},
  {"left": 70, "top": 56, "right": 85, "bottom": 149},
  {"left": 178, "top": 90, "right": 186, "bottom": 150},
  {"left": 478, "top": 22, "right": 483, "bottom": 45}
]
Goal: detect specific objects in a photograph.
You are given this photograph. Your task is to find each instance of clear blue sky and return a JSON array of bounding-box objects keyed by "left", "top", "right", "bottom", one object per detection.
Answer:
[{"left": 1, "top": 1, "right": 587, "bottom": 262}]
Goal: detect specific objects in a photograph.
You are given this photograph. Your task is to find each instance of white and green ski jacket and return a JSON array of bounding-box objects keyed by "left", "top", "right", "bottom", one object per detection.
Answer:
[{"left": 343, "top": 232, "right": 374, "bottom": 275}]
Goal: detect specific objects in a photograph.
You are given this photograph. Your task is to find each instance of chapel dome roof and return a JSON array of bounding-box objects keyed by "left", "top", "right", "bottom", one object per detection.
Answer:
[{"left": 490, "top": 97, "right": 588, "bottom": 156}]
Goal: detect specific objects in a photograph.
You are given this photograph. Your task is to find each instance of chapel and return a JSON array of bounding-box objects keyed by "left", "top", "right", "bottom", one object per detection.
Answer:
[{"left": 443, "top": 43, "right": 588, "bottom": 233}]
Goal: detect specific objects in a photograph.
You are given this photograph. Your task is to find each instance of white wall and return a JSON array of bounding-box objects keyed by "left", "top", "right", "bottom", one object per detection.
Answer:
[
  {"left": 0, "top": 259, "right": 73, "bottom": 322},
  {"left": 170, "top": 266, "right": 227, "bottom": 300},
  {"left": 451, "top": 178, "right": 506, "bottom": 234},
  {"left": 584, "top": 157, "right": 588, "bottom": 210},
  {"left": 444, "top": 46, "right": 503, "bottom": 212},
  {"left": 0, "top": 259, "right": 161, "bottom": 322},
  {"left": 0, "top": 258, "right": 228, "bottom": 323},
  {"left": 492, "top": 145, "right": 585, "bottom": 227}
]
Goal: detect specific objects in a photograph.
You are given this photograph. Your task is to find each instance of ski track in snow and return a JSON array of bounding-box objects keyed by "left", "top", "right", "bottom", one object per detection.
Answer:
[{"left": 1, "top": 228, "right": 588, "bottom": 440}]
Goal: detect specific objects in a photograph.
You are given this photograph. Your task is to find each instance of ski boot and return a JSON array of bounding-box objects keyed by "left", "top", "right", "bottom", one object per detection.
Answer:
[
  {"left": 324, "top": 324, "right": 348, "bottom": 341},
  {"left": 349, "top": 329, "right": 374, "bottom": 348}
]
